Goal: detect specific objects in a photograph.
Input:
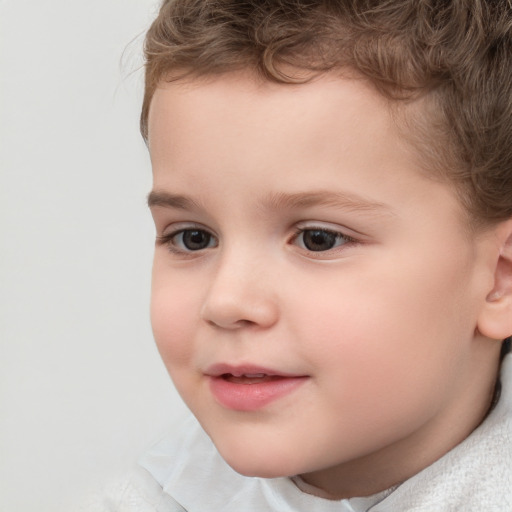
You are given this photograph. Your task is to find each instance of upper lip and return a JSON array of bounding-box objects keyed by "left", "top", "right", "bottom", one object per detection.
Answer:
[{"left": 205, "top": 363, "right": 303, "bottom": 378}]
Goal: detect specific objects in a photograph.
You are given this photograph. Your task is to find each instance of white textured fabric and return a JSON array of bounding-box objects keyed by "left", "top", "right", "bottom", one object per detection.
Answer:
[
  {"left": 81, "top": 466, "right": 186, "bottom": 512},
  {"left": 91, "top": 354, "right": 511, "bottom": 511}
]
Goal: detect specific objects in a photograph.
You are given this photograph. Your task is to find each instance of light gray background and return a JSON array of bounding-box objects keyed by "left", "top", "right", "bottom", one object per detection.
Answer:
[{"left": 0, "top": 1, "right": 188, "bottom": 510}]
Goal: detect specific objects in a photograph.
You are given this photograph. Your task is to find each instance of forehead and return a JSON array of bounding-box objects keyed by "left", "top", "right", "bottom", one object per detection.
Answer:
[
  {"left": 151, "top": 75, "right": 401, "bottom": 168},
  {"left": 147, "top": 73, "right": 467, "bottom": 228},
  {"left": 148, "top": 72, "right": 396, "bottom": 157}
]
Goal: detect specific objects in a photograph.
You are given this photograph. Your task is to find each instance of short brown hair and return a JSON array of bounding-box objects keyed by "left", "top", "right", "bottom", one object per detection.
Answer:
[{"left": 141, "top": 0, "right": 512, "bottom": 225}]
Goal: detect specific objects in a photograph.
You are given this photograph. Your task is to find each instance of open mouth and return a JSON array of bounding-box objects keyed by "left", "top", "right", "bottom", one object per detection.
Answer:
[
  {"left": 220, "top": 373, "right": 286, "bottom": 384},
  {"left": 207, "top": 366, "right": 308, "bottom": 411}
]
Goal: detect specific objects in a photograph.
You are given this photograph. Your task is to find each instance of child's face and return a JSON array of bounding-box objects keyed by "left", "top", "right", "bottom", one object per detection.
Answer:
[{"left": 148, "top": 73, "right": 495, "bottom": 495}]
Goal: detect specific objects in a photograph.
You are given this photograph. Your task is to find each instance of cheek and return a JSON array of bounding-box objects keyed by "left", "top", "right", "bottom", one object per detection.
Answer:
[
  {"left": 287, "top": 250, "right": 475, "bottom": 393},
  {"left": 150, "top": 265, "right": 201, "bottom": 369}
]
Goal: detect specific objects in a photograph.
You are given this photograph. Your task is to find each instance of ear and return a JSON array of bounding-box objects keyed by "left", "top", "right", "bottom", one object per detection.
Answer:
[{"left": 477, "top": 219, "right": 512, "bottom": 340}]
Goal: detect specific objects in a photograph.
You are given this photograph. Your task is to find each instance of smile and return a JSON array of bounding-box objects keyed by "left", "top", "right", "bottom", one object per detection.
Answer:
[{"left": 205, "top": 364, "right": 308, "bottom": 411}]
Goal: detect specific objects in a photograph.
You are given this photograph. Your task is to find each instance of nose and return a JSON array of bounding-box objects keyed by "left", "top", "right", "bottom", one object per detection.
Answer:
[{"left": 200, "top": 251, "right": 279, "bottom": 330}]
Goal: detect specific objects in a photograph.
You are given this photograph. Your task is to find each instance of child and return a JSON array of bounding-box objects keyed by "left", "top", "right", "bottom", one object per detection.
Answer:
[{"left": 103, "top": 0, "right": 512, "bottom": 510}]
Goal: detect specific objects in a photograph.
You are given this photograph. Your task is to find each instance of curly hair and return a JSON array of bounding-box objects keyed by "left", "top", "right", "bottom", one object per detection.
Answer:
[{"left": 141, "top": 0, "right": 512, "bottom": 225}]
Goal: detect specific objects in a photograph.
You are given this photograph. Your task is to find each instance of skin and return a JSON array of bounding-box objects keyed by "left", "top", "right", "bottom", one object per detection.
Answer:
[{"left": 147, "top": 72, "right": 510, "bottom": 498}]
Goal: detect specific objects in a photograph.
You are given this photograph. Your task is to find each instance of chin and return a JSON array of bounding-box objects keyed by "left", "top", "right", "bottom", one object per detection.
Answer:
[
  {"left": 216, "top": 443, "right": 303, "bottom": 479},
  {"left": 226, "top": 458, "right": 295, "bottom": 479},
  {"left": 200, "top": 416, "right": 313, "bottom": 478}
]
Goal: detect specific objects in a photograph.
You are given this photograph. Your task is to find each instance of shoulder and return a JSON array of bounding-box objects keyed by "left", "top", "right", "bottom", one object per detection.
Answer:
[
  {"left": 78, "top": 466, "right": 186, "bottom": 512},
  {"left": 77, "top": 416, "right": 204, "bottom": 512}
]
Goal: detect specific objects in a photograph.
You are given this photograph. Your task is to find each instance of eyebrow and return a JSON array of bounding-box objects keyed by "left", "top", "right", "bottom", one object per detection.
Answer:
[
  {"left": 147, "top": 189, "right": 394, "bottom": 216},
  {"left": 147, "top": 190, "right": 201, "bottom": 210},
  {"left": 262, "top": 191, "right": 394, "bottom": 215}
]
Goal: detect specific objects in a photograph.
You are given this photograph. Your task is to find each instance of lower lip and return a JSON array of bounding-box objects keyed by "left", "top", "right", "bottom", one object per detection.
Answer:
[{"left": 208, "top": 376, "right": 307, "bottom": 411}]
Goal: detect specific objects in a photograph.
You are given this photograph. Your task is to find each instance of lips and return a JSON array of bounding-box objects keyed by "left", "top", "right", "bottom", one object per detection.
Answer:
[
  {"left": 223, "top": 374, "right": 283, "bottom": 384},
  {"left": 205, "top": 364, "right": 308, "bottom": 411},
  {"left": 206, "top": 363, "right": 300, "bottom": 378}
]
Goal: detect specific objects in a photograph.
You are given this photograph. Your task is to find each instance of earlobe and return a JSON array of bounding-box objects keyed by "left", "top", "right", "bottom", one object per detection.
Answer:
[{"left": 477, "top": 219, "right": 512, "bottom": 340}]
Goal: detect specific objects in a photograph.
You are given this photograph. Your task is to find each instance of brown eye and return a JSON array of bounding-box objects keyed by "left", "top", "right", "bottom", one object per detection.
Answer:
[
  {"left": 302, "top": 230, "right": 337, "bottom": 251},
  {"left": 175, "top": 229, "right": 216, "bottom": 251},
  {"left": 296, "top": 229, "right": 350, "bottom": 252}
]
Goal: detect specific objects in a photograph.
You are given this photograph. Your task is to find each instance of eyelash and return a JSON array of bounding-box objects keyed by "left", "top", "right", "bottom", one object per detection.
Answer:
[{"left": 157, "top": 225, "right": 357, "bottom": 256}]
